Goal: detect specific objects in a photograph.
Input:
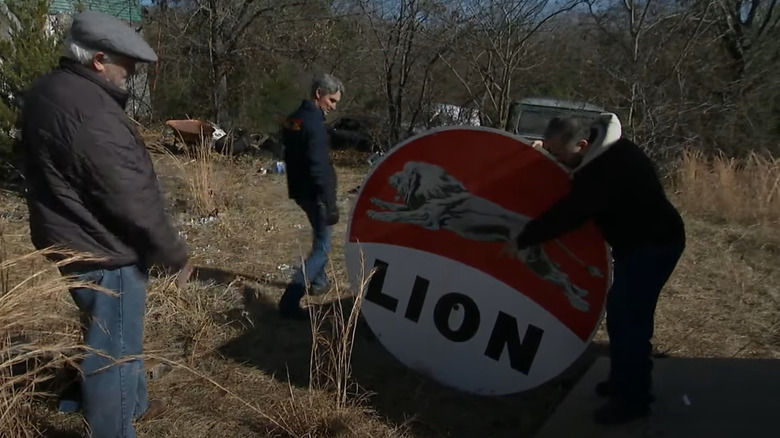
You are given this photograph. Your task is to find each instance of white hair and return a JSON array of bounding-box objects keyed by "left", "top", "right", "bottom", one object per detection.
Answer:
[
  {"left": 61, "top": 34, "right": 116, "bottom": 65},
  {"left": 310, "top": 73, "right": 344, "bottom": 98}
]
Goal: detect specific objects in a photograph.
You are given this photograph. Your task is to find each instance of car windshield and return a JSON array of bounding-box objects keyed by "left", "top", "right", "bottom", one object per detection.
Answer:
[
  {"left": 516, "top": 107, "right": 601, "bottom": 139},
  {"left": 517, "top": 111, "right": 555, "bottom": 137}
]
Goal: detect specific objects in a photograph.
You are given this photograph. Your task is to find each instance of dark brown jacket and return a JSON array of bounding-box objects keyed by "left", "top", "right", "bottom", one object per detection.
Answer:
[{"left": 19, "top": 58, "right": 187, "bottom": 272}]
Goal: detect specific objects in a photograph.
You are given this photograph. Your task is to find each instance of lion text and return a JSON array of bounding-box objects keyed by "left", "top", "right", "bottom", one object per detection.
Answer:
[{"left": 365, "top": 259, "right": 545, "bottom": 376}]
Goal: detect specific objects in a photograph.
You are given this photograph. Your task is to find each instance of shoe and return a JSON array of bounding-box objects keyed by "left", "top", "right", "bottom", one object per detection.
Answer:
[
  {"left": 593, "top": 398, "right": 649, "bottom": 425},
  {"left": 57, "top": 397, "right": 81, "bottom": 414},
  {"left": 135, "top": 399, "right": 168, "bottom": 422},
  {"left": 595, "top": 380, "right": 656, "bottom": 402},
  {"left": 279, "top": 283, "right": 308, "bottom": 320},
  {"left": 309, "top": 282, "right": 330, "bottom": 296},
  {"left": 279, "top": 305, "right": 309, "bottom": 320},
  {"left": 57, "top": 380, "right": 82, "bottom": 413}
]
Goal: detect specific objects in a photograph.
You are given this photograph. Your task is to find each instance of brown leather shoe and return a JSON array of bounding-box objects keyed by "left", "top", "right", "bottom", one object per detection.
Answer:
[{"left": 135, "top": 399, "right": 168, "bottom": 422}]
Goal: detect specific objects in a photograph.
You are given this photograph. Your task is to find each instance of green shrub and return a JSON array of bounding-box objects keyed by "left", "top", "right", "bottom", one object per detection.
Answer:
[{"left": 0, "top": 0, "right": 61, "bottom": 156}]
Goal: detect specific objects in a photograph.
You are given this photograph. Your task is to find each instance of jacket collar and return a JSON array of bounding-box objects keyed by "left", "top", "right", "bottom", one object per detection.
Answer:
[
  {"left": 59, "top": 57, "right": 130, "bottom": 109},
  {"left": 301, "top": 99, "right": 325, "bottom": 120}
]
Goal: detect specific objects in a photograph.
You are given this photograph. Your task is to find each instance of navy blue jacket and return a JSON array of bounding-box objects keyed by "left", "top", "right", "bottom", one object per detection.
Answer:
[
  {"left": 516, "top": 138, "right": 685, "bottom": 257},
  {"left": 282, "top": 100, "right": 338, "bottom": 210}
]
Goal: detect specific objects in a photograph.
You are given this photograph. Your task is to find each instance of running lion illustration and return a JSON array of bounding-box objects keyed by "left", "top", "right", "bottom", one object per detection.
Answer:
[{"left": 366, "top": 161, "right": 603, "bottom": 312}]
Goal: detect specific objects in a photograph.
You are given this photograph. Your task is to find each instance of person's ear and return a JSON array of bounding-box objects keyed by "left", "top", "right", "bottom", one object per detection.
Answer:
[
  {"left": 91, "top": 52, "right": 108, "bottom": 73},
  {"left": 576, "top": 139, "right": 589, "bottom": 153},
  {"left": 314, "top": 88, "right": 322, "bottom": 100}
]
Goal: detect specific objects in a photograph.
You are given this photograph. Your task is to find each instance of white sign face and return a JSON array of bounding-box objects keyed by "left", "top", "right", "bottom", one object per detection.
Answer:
[{"left": 345, "top": 127, "right": 612, "bottom": 395}]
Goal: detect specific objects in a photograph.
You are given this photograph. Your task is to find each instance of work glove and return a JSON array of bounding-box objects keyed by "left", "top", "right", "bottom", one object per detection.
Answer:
[{"left": 325, "top": 199, "right": 340, "bottom": 226}]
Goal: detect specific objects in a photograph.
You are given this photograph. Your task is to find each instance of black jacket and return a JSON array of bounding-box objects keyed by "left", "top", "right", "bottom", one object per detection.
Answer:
[
  {"left": 20, "top": 58, "right": 187, "bottom": 272},
  {"left": 282, "top": 100, "right": 338, "bottom": 212},
  {"left": 516, "top": 137, "right": 685, "bottom": 257}
]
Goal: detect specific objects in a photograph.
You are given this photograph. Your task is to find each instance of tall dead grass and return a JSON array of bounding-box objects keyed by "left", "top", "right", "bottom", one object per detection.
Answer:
[
  {"left": 0, "top": 238, "right": 105, "bottom": 437},
  {"left": 672, "top": 149, "right": 780, "bottom": 227},
  {"left": 139, "top": 254, "right": 390, "bottom": 437},
  {"left": 307, "top": 249, "right": 375, "bottom": 411},
  {"left": 164, "top": 134, "right": 221, "bottom": 217}
]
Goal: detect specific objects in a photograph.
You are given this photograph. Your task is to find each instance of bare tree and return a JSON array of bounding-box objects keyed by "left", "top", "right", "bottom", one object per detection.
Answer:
[
  {"left": 142, "top": 0, "right": 779, "bottom": 157},
  {"left": 440, "top": 0, "right": 580, "bottom": 128},
  {"left": 151, "top": 0, "right": 315, "bottom": 127},
  {"left": 353, "top": 0, "right": 459, "bottom": 146},
  {"left": 711, "top": 0, "right": 779, "bottom": 79}
]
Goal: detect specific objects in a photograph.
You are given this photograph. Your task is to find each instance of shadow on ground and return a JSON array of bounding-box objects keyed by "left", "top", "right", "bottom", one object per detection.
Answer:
[
  {"left": 189, "top": 265, "right": 289, "bottom": 290},
  {"left": 534, "top": 355, "right": 780, "bottom": 438},
  {"left": 215, "top": 277, "right": 612, "bottom": 438}
]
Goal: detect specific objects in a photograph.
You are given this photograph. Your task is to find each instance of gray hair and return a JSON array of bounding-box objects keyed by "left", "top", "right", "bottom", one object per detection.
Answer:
[
  {"left": 544, "top": 117, "right": 596, "bottom": 149},
  {"left": 310, "top": 73, "right": 344, "bottom": 98},
  {"left": 62, "top": 34, "right": 117, "bottom": 65}
]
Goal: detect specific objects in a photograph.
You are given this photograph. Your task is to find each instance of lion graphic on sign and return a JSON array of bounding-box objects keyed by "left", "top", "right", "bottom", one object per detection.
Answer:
[{"left": 366, "top": 161, "right": 603, "bottom": 312}]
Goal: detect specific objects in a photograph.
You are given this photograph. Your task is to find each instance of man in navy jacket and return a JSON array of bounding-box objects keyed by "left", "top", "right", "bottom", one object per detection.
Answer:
[
  {"left": 278, "top": 74, "right": 344, "bottom": 319},
  {"left": 515, "top": 115, "right": 686, "bottom": 425}
]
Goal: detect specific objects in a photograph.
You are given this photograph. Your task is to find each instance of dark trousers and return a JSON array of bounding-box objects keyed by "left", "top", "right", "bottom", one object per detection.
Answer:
[{"left": 606, "top": 242, "right": 685, "bottom": 405}]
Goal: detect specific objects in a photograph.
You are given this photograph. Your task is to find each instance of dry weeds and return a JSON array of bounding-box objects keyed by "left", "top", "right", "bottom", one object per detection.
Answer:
[
  {"left": 0, "top": 144, "right": 777, "bottom": 438},
  {"left": 162, "top": 136, "right": 222, "bottom": 218},
  {"left": 672, "top": 149, "right": 780, "bottom": 227},
  {"left": 0, "top": 242, "right": 104, "bottom": 437},
  {"left": 308, "top": 249, "right": 375, "bottom": 411}
]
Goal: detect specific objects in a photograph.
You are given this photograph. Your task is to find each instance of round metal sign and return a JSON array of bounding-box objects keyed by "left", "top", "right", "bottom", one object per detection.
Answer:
[{"left": 345, "top": 127, "right": 611, "bottom": 395}]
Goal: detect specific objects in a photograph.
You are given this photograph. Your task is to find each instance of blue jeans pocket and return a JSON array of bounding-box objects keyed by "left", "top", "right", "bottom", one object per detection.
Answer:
[{"left": 72, "top": 269, "right": 105, "bottom": 287}]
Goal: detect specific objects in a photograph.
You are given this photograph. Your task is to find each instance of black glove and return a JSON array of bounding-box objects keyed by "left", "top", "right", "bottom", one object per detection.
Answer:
[
  {"left": 325, "top": 199, "right": 340, "bottom": 225},
  {"left": 325, "top": 169, "right": 339, "bottom": 226}
]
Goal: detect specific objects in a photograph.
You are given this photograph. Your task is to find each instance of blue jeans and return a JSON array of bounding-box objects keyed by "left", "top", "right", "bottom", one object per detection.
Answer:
[
  {"left": 58, "top": 265, "right": 150, "bottom": 438},
  {"left": 280, "top": 198, "right": 332, "bottom": 308},
  {"left": 606, "top": 242, "right": 685, "bottom": 405}
]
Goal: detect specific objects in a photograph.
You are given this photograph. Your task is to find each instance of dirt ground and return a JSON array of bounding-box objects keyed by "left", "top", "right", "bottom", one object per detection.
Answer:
[{"left": 1, "top": 144, "right": 778, "bottom": 438}]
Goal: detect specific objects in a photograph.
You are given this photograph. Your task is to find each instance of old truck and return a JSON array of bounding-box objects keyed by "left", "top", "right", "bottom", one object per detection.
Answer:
[{"left": 503, "top": 97, "right": 605, "bottom": 142}]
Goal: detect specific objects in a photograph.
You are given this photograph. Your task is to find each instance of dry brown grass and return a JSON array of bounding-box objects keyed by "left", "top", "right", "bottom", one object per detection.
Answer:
[
  {"left": 0, "top": 142, "right": 778, "bottom": 438},
  {"left": 672, "top": 149, "right": 780, "bottom": 227},
  {"left": 0, "top": 239, "right": 104, "bottom": 437},
  {"left": 163, "top": 137, "right": 222, "bottom": 218},
  {"left": 308, "top": 249, "right": 375, "bottom": 411}
]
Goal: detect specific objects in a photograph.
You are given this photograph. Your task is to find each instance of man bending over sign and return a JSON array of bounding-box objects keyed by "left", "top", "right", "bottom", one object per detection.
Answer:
[{"left": 514, "top": 115, "right": 686, "bottom": 425}]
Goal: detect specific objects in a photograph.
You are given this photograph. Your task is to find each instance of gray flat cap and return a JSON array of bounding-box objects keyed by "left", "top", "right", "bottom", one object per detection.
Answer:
[{"left": 70, "top": 11, "right": 157, "bottom": 63}]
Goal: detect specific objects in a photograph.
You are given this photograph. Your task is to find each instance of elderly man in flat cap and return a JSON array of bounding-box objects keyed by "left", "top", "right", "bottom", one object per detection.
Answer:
[{"left": 19, "top": 11, "right": 192, "bottom": 437}]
